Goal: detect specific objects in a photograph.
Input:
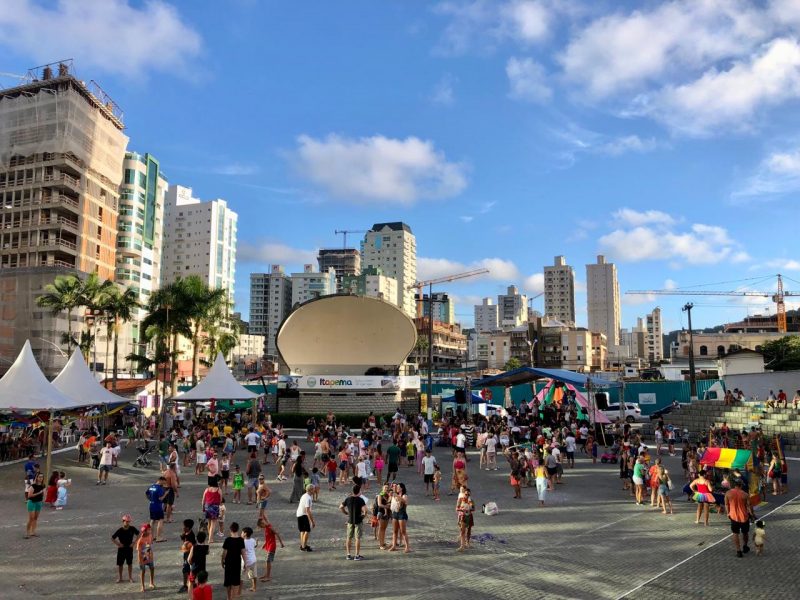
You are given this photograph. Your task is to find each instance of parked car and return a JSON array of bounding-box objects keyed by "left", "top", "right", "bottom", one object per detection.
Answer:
[{"left": 601, "top": 402, "right": 644, "bottom": 423}]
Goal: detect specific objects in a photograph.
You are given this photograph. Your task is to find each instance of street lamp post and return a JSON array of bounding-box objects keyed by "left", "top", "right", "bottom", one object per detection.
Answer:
[
  {"left": 682, "top": 302, "right": 698, "bottom": 401},
  {"left": 84, "top": 308, "right": 103, "bottom": 375}
]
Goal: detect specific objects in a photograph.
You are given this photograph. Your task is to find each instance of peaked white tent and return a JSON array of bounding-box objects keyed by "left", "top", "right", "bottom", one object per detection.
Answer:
[
  {"left": 53, "top": 350, "right": 128, "bottom": 406},
  {"left": 0, "top": 340, "right": 79, "bottom": 411},
  {"left": 177, "top": 353, "right": 258, "bottom": 401}
]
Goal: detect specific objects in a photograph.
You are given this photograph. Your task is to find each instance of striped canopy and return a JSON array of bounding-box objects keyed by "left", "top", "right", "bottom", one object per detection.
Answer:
[{"left": 700, "top": 448, "right": 752, "bottom": 470}]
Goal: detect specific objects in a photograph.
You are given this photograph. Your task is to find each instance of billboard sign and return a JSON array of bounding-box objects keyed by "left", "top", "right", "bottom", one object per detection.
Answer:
[{"left": 296, "top": 375, "right": 421, "bottom": 390}]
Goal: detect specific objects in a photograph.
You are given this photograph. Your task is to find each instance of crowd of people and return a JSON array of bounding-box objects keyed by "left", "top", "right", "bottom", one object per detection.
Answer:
[{"left": 16, "top": 387, "right": 794, "bottom": 597}]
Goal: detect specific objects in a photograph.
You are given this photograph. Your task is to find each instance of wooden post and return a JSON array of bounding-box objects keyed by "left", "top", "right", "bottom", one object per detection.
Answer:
[{"left": 44, "top": 410, "right": 55, "bottom": 480}]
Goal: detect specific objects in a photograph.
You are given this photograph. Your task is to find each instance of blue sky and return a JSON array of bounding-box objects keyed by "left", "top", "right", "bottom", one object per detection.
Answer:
[{"left": 2, "top": 0, "right": 799, "bottom": 332}]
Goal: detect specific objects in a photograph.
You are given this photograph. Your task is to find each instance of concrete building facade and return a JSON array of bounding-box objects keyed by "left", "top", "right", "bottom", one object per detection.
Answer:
[
  {"left": 498, "top": 285, "right": 527, "bottom": 328},
  {"left": 249, "top": 266, "right": 292, "bottom": 358},
  {"left": 418, "top": 291, "right": 456, "bottom": 325},
  {"left": 0, "top": 62, "right": 128, "bottom": 374},
  {"left": 361, "top": 222, "right": 416, "bottom": 317},
  {"left": 341, "top": 266, "right": 398, "bottom": 304},
  {"left": 474, "top": 297, "right": 499, "bottom": 333},
  {"left": 646, "top": 307, "right": 663, "bottom": 362},
  {"left": 161, "top": 184, "right": 237, "bottom": 303},
  {"left": 586, "top": 255, "right": 620, "bottom": 348},
  {"left": 290, "top": 264, "right": 336, "bottom": 307},
  {"left": 544, "top": 255, "right": 576, "bottom": 325},
  {"left": 561, "top": 328, "right": 593, "bottom": 372},
  {"left": 317, "top": 248, "right": 361, "bottom": 292}
]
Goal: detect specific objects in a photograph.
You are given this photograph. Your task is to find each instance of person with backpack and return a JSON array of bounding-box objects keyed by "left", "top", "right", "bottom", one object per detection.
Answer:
[{"left": 146, "top": 476, "right": 169, "bottom": 542}]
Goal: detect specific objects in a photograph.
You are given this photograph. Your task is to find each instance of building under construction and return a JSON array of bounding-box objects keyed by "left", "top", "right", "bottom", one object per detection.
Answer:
[{"left": 0, "top": 61, "right": 128, "bottom": 375}]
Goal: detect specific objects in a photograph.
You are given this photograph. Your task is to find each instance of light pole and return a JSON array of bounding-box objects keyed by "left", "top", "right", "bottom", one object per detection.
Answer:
[
  {"left": 84, "top": 308, "right": 103, "bottom": 375},
  {"left": 682, "top": 302, "right": 698, "bottom": 401}
]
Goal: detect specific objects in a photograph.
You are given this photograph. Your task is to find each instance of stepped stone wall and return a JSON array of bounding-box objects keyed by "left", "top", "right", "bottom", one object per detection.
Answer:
[{"left": 640, "top": 399, "right": 800, "bottom": 451}]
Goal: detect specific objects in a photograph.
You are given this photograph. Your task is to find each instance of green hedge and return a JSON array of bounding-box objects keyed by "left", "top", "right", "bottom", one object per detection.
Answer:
[{"left": 268, "top": 412, "right": 393, "bottom": 429}]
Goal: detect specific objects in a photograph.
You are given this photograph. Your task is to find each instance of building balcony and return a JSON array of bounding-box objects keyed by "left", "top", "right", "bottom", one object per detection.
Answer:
[{"left": 43, "top": 172, "right": 81, "bottom": 192}]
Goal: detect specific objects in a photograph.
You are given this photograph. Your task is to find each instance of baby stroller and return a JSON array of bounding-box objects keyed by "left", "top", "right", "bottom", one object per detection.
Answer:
[
  {"left": 133, "top": 442, "right": 156, "bottom": 467},
  {"left": 600, "top": 449, "right": 619, "bottom": 464}
]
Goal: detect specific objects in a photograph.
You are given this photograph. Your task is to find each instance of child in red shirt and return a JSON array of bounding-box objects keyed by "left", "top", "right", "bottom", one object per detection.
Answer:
[
  {"left": 192, "top": 569, "right": 212, "bottom": 600},
  {"left": 257, "top": 517, "right": 284, "bottom": 582}
]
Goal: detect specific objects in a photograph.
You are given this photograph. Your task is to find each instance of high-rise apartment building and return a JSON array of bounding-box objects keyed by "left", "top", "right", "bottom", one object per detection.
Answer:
[
  {"left": 646, "top": 307, "right": 663, "bottom": 362},
  {"left": 290, "top": 264, "right": 336, "bottom": 307},
  {"left": 341, "top": 266, "right": 397, "bottom": 304},
  {"left": 0, "top": 62, "right": 128, "bottom": 374},
  {"left": 98, "top": 151, "right": 168, "bottom": 362},
  {"left": 317, "top": 248, "right": 360, "bottom": 292},
  {"left": 544, "top": 255, "right": 576, "bottom": 325},
  {"left": 586, "top": 255, "right": 621, "bottom": 348},
  {"left": 361, "top": 222, "right": 416, "bottom": 317},
  {"left": 417, "top": 292, "right": 455, "bottom": 324},
  {"left": 249, "top": 266, "right": 292, "bottom": 358},
  {"left": 161, "top": 184, "right": 237, "bottom": 303},
  {"left": 498, "top": 285, "right": 528, "bottom": 328},
  {"left": 474, "top": 298, "right": 499, "bottom": 332}
]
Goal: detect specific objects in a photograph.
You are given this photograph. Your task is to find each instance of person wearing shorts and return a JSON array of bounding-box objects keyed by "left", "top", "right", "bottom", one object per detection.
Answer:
[
  {"left": 296, "top": 484, "right": 315, "bottom": 551},
  {"left": 112, "top": 514, "right": 139, "bottom": 583},
  {"left": 725, "top": 479, "right": 754, "bottom": 558}
]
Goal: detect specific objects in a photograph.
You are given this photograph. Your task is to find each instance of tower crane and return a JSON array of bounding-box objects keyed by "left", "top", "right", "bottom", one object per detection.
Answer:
[
  {"left": 627, "top": 274, "right": 798, "bottom": 333},
  {"left": 407, "top": 268, "right": 490, "bottom": 318},
  {"left": 334, "top": 229, "right": 369, "bottom": 249}
]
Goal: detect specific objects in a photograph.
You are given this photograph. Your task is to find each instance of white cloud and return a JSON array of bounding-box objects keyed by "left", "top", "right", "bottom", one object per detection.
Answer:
[
  {"left": 664, "top": 278, "right": 678, "bottom": 290},
  {"left": 459, "top": 216, "right": 474, "bottom": 223},
  {"left": 765, "top": 258, "right": 800, "bottom": 271},
  {"left": 561, "top": 0, "right": 770, "bottom": 99},
  {"left": 0, "top": 0, "right": 201, "bottom": 78},
  {"left": 417, "top": 257, "right": 520, "bottom": 282},
  {"left": 293, "top": 134, "right": 468, "bottom": 205},
  {"left": 614, "top": 208, "right": 676, "bottom": 227},
  {"left": 433, "top": 0, "right": 552, "bottom": 55},
  {"left": 596, "top": 135, "right": 659, "bottom": 155},
  {"left": 523, "top": 273, "right": 544, "bottom": 294},
  {"left": 506, "top": 57, "right": 552, "bottom": 103},
  {"left": 599, "top": 211, "right": 747, "bottom": 266},
  {"left": 211, "top": 163, "right": 259, "bottom": 176},
  {"left": 637, "top": 38, "right": 800, "bottom": 135},
  {"left": 238, "top": 242, "right": 317, "bottom": 267},
  {"left": 431, "top": 74, "right": 457, "bottom": 106},
  {"left": 736, "top": 146, "right": 800, "bottom": 197}
]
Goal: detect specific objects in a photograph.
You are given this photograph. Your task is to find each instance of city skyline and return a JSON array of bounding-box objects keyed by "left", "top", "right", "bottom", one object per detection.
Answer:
[{"left": 1, "top": 1, "right": 799, "bottom": 335}]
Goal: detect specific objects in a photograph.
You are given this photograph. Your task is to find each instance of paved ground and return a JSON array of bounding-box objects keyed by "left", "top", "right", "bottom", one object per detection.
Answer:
[{"left": 0, "top": 435, "right": 796, "bottom": 600}]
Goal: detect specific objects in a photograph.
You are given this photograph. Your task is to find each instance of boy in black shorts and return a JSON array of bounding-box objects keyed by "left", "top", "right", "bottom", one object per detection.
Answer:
[{"left": 112, "top": 514, "right": 139, "bottom": 583}]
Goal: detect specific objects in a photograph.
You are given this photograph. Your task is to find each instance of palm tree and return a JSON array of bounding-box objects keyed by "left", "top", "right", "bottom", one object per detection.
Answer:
[
  {"left": 36, "top": 274, "right": 83, "bottom": 353},
  {"left": 180, "top": 276, "right": 230, "bottom": 386},
  {"left": 99, "top": 286, "right": 140, "bottom": 391},
  {"left": 142, "top": 282, "right": 192, "bottom": 397},
  {"left": 202, "top": 315, "right": 240, "bottom": 365}
]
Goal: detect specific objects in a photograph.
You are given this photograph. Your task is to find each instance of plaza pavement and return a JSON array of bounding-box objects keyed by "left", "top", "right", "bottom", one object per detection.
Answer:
[{"left": 0, "top": 434, "right": 796, "bottom": 600}]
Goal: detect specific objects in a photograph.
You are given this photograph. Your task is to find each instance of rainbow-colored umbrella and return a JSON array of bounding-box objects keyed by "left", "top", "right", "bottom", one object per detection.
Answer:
[{"left": 700, "top": 448, "right": 752, "bottom": 470}]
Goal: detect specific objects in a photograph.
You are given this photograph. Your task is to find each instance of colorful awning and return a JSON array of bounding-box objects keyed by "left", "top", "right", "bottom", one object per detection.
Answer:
[{"left": 700, "top": 448, "right": 752, "bottom": 470}]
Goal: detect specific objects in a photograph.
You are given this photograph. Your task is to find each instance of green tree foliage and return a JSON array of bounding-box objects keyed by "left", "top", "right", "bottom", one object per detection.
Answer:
[
  {"left": 504, "top": 357, "right": 522, "bottom": 371},
  {"left": 762, "top": 335, "right": 800, "bottom": 371}
]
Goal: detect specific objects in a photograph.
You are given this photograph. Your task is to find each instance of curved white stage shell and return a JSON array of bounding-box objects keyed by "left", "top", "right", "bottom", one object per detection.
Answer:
[{"left": 277, "top": 294, "right": 416, "bottom": 376}]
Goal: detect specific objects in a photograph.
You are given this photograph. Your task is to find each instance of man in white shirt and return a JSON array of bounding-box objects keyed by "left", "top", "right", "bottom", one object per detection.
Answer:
[
  {"left": 97, "top": 442, "right": 114, "bottom": 485},
  {"left": 244, "top": 429, "right": 260, "bottom": 454},
  {"left": 421, "top": 449, "right": 437, "bottom": 495},
  {"left": 455, "top": 431, "right": 466, "bottom": 456},
  {"left": 565, "top": 434, "right": 577, "bottom": 468},
  {"left": 485, "top": 433, "right": 498, "bottom": 470},
  {"left": 296, "top": 484, "right": 315, "bottom": 552},
  {"left": 276, "top": 436, "right": 288, "bottom": 481}
]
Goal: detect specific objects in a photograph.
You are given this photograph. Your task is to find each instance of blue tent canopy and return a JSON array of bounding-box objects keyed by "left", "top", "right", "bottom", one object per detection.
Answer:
[
  {"left": 441, "top": 391, "right": 495, "bottom": 405},
  {"left": 472, "top": 367, "right": 621, "bottom": 389}
]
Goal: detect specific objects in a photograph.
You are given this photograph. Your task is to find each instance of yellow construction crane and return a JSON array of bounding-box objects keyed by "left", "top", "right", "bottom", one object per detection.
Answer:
[
  {"left": 334, "top": 229, "right": 369, "bottom": 249},
  {"left": 407, "top": 268, "right": 490, "bottom": 318},
  {"left": 627, "top": 274, "right": 798, "bottom": 333}
]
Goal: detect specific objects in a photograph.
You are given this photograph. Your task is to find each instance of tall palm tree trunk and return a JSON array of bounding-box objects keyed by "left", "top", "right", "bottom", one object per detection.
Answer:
[
  {"left": 171, "top": 332, "right": 180, "bottom": 397},
  {"left": 192, "top": 326, "right": 201, "bottom": 386}
]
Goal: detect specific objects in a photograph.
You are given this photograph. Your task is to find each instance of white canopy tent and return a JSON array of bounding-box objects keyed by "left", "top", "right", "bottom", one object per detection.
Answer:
[
  {"left": 0, "top": 340, "right": 80, "bottom": 411},
  {"left": 52, "top": 350, "right": 129, "bottom": 406},
  {"left": 176, "top": 353, "right": 258, "bottom": 401}
]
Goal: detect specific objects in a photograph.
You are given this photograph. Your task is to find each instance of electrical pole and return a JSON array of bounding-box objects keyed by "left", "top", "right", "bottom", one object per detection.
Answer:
[{"left": 682, "top": 302, "right": 698, "bottom": 401}]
